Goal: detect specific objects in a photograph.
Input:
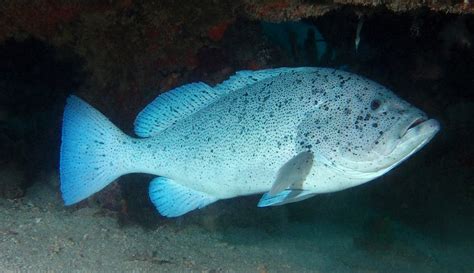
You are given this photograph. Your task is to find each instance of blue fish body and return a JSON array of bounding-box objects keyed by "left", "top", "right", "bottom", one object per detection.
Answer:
[{"left": 60, "top": 67, "right": 439, "bottom": 217}]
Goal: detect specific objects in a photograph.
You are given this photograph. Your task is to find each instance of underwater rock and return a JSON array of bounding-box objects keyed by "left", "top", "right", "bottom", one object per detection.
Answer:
[{"left": 0, "top": 1, "right": 472, "bottom": 111}]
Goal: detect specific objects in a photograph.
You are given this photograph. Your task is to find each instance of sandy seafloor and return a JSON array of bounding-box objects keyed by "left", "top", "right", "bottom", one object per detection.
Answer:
[{"left": 0, "top": 174, "right": 473, "bottom": 273}]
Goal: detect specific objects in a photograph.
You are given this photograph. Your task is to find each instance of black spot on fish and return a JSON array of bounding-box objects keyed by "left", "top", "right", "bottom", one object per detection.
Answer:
[
  {"left": 339, "top": 78, "right": 349, "bottom": 88},
  {"left": 372, "top": 123, "right": 378, "bottom": 128},
  {"left": 371, "top": 99, "right": 381, "bottom": 110}
]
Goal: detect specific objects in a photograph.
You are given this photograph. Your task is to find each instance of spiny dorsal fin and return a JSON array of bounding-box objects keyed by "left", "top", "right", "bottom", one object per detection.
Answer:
[{"left": 213, "top": 67, "right": 315, "bottom": 93}]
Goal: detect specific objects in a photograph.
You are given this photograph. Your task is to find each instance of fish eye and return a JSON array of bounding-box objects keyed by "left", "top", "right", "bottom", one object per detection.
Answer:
[{"left": 370, "top": 99, "right": 381, "bottom": 110}]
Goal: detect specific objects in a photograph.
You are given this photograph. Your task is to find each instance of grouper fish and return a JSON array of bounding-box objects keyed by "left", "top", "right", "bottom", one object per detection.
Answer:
[{"left": 60, "top": 67, "right": 440, "bottom": 217}]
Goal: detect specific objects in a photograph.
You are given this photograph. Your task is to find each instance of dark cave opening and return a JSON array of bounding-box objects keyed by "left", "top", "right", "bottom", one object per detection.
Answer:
[{"left": 0, "top": 38, "right": 83, "bottom": 197}]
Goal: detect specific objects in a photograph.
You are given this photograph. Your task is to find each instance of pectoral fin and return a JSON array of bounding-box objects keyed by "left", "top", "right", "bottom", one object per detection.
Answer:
[
  {"left": 269, "top": 151, "right": 314, "bottom": 196},
  {"left": 258, "top": 189, "right": 316, "bottom": 207}
]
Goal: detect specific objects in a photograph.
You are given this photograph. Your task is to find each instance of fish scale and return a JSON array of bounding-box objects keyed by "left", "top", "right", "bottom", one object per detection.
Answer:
[{"left": 60, "top": 67, "right": 439, "bottom": 217}]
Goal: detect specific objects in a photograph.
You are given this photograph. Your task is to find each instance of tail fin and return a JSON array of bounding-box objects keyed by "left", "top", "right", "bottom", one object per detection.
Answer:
[{"left": 60, "top": 96, "right": 132, "bottom": 205}]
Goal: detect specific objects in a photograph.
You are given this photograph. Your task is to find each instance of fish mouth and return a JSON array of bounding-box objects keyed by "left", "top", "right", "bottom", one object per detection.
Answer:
[
  {"left": 399, "top": 117, "right": 439, "bottom": 142},
  {"left": 400, "top": 116, "right": 429, "bottom": 138},
  {"left": 370, "top": 115, "right": 430, "bottom": 157},
  {"left": 328, "top": 115, "right": 440, "bottom": 178},
  {"left": 354, "top": 118, "right": 439, "bottom": 176},
  {"left": 349, "top": 117, "right": 439, "bottom": 174},
  {"left": 391, "top": 117, "right": 440, "bottom": 164}
]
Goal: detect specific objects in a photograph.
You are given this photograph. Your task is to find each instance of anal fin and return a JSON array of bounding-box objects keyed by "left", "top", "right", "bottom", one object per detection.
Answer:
[{"left": 149, "top": 177, "right": 217, "bottom": 217}]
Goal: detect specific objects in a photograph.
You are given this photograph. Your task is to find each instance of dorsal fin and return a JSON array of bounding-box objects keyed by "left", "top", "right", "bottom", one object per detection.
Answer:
[
  {"left": 213, "top": 67, "right": 313, "bottom": 93},
  {"left": 134, "top": 82, "right": 221, "bottom": 137},
  {"left": 134, "top": 67, "right": 315, "bottom": 137}
]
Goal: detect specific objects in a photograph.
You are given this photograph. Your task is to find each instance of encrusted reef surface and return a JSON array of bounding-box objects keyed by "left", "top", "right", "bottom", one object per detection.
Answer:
[{"left": 0, "top": 0, "right": 472, "bottom": 110}]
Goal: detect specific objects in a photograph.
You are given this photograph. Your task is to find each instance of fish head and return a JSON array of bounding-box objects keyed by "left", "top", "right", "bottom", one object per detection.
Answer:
[{"left": 303, "top": 76, "right": 440, "bottom": 186}]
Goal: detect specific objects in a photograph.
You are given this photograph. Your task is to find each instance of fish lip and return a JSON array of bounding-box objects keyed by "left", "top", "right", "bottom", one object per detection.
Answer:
[
  {"left": 373, "top": 117, "right": 438, "bottom": 163},
  {"left": 399, "top": 116, "right": 428, "bottom": 138},
  {"left": 369, "top": 118, "right": 439, "bottom": 173},
  {"left": 397, "top": 118, "right": 440, "bottom": 149},
  {"left": 335, "top": 118, "right": 440, "bottom": 176}
]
